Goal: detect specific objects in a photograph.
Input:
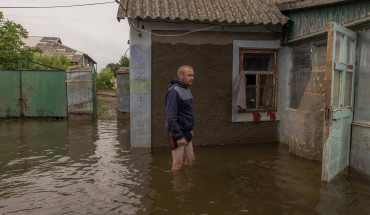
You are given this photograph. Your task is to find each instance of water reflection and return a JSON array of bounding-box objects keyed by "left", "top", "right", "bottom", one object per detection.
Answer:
[
  {"left": 0, "top": 100, "right": 152, "bottom": 214},
  {"left": 0, "top": 100, "right": 370, "bottom": 214}
]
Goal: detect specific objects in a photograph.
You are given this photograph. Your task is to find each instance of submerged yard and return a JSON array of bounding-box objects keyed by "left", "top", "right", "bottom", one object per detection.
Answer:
[{"left": 0, "top": 97, "right": 369, "bottom": 215}]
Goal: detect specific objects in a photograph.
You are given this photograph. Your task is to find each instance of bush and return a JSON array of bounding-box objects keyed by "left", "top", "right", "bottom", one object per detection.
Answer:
[
  {"left": 97, "top": 67, "right": 115, "bottom": 90},
  {"left": 29, "top": 54, "right": 75, "bottom": 70}
]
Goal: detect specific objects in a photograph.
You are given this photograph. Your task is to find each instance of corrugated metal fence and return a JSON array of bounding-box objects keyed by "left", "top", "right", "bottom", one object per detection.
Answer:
[
  {"left": 0, "top": 60, "right": 97, "bottom": 118},
  {"left": 0, "top": 59, "right": 67, "bottom": 117}
]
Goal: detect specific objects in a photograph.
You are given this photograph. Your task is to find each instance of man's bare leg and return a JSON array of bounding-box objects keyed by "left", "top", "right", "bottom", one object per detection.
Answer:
[
  {"left": 172, "top": 146, "right": 185, "bottom": 170},
  {"left": 184, "top": 141, "right": 195, "bottom": 166}
]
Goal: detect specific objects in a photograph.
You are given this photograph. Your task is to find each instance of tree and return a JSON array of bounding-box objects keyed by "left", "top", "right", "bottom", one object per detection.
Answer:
[
  {"left": 105, "top": 63, "right": 121, "bottom": 74},
  {"left": 0, "top": 12, "right": 41, "bottom": 70},
  {"left": 104, "top": 55, "right": 130, "bottom": 74},
  {"left": 97, "top": 55, "right": 129, "bottom": 90},
  {"left": 97, "top": 67, "right": 115, "bottom": 90},
  {"left": 119, "top": 56, "right": 129, "bottom": 67}
]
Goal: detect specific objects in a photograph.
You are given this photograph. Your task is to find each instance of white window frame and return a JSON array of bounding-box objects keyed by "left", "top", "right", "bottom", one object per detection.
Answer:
[{"left": 232, "top": 40, "right": 280, "bottom": 122}]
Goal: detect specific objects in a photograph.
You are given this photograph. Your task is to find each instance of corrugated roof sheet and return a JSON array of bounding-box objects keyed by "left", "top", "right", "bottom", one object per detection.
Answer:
[
  {"left": 117, "top": 0, "right": 289, "bottom": 25},
  {"left": 22, "top": 36, "right": 96, "bottom": 64}
]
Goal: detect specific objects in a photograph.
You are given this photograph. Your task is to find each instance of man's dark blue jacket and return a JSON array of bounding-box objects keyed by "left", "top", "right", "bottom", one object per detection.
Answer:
[{"left": 165, "top": 78, "right": 194, "bottom": 141}]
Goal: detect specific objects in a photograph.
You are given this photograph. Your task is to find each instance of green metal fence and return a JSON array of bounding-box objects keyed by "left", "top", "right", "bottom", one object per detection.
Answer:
[
  {"left": 0, "top": 59, "right": 67, "bottom": 117},
  {"left": 0, "top": 70, "right": 21, "bottom": 117}
]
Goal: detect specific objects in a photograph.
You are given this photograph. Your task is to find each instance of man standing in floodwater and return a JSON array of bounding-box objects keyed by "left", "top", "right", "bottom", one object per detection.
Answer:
[{"left": 165, "top": 65, "right": 195, "bottom": 171}]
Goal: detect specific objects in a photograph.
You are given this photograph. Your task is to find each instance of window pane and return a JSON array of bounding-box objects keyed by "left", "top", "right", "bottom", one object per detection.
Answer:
[
  {"left": 335, "top": 33, "right": 344, "bottom": 63},
  {"left": 333, "top": 70, "right": 341, "bottom": 108},
  {"left": 344, "top": 72, "right": 353, "bottom": 107},
  {"left": 292, "top": 43, "right": 312, "bottom": 69},
  {"left": 260, "top": 75, "right": 274, "bottom": 86},
  {"left": 243, "top": 53, "right": 275, "bottom": 71},
  {"left": 246, "top": 88, "right": 256, "bottom": 109},
  {"left": 314, "top": 45, "right": 327, "bottom": 67},
  {"left": 347, "top": 39, "right": 354, "bottom": 65},
  {"left": 246, "top": 75, "right": 256, "bottom": 86},
  {"left": 260, "top": 87, "right": 274, "bottom": 109},
  {"left": 289, "top": 69, "right": 311, "bottom": 109}
]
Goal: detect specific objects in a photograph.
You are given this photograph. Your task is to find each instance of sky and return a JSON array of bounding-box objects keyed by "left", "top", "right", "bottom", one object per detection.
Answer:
[{"left": 0, "top": 0, "right": 130, "bottom": 72}]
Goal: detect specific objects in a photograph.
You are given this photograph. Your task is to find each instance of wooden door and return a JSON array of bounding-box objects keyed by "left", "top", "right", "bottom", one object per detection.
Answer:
[{"left": 322, "top": 23, "right": 357, "bottom": 182}]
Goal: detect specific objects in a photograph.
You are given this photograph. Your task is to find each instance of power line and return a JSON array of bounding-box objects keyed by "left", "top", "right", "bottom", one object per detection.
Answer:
[
  {"left": 6, "top": 14, "right": 115, "bottom": 21},
  {"left": 130, "top": 19, "right": 220, "bottom": 37},
  {"left": 0, "top": 1, "right": 115, "bottom": 9}
]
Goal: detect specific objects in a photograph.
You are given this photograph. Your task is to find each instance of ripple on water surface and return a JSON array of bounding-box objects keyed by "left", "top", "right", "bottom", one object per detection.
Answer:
[{"left": 1, "top": 100, "right": 370, "bottom": 214}]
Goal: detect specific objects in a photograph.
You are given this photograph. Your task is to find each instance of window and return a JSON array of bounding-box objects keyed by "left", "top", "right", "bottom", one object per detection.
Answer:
[
  {"left": 239, "top": 50, "right": 278, "bottom": 111},
  {"left": 289, "top": 43, "right": 312, "bottom": 109},
  {"left": 288, "top": 42, "right": 326, "bottom": 109},
  {"left": 232, "top": 40, "right": 280, "bottom": 122}
]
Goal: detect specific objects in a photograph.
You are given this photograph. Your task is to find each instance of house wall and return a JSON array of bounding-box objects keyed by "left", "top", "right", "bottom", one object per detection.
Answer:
[
  {"left": 283, "top": 0, "right": 370, "bottom": 42},
  {"left": 351, "top": 27, "right": 370, "bottom": 177},
  {"left": 129, "top": 21, "right": 152, "bottom": 147},
  {"left": 151, "top": 30, "right": 281, "bottom": 147},
  {"left": 279, "top": 25, "right": 370, "bottom": 177},
  {"left": 278, "top": 41, "right": 327, "bottom": 161}
]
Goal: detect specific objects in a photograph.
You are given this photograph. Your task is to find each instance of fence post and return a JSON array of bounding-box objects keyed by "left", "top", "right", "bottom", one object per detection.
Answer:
[
  {"left": 92, "top": 66, "right": 98, "bottom": 120},
  {"left": 17, "top": 58, "right": 22, "bottom": 70},
  {"left": 17, "top": 58, "right": 24, "bottom": 116}
]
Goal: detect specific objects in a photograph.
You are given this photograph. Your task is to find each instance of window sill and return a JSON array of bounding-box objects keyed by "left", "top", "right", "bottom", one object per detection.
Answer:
[
  {"left": 285, "top": 108, "right": 298, "bottom": 112},
  {"left": 232, "top": 111, "right": 280, "bottom": 122},
  {"left": 352, "top": 120, "right": 370, "bottom": 128}
]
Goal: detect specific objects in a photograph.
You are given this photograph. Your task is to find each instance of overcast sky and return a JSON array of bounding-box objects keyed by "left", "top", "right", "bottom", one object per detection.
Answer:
[{"left": 0, "top": 0, "right": 130, "bottom": 72}]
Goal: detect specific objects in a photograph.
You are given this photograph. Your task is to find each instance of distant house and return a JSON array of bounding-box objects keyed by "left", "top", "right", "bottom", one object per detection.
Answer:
[{"left": 23, "top": 36, "right": 96, "bottom": 68}]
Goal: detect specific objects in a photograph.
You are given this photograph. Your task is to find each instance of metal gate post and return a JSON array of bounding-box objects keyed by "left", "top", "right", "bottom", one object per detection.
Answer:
[{"left": 18, "top": 58, "right": 24, "bottom": 117}]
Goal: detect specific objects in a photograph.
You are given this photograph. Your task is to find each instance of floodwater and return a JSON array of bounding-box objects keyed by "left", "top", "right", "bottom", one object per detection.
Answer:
[{"left": 1, "top": 99, "right": 370, "bottom": 215}]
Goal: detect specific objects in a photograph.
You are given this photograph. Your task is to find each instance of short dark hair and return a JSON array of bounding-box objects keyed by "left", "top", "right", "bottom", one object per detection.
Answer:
[{"left": 177, "top": 65, "right": 193, "bottom": 76}]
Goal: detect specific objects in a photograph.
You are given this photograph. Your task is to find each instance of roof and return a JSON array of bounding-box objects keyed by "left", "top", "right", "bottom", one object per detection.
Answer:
[
  {"left": 277, "top": 0, "right": 350, "bottom": 11},
  {"left": 22, "top": 36, "right": 96, "bottom": 64},
  {"left": 117, "top": 0, "right": 289, "bottom": 25},
  {"left": 116, "top": 67, "right": 129, "bottom": 74}
]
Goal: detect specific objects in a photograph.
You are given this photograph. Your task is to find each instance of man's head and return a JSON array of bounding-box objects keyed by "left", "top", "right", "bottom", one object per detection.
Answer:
[{"left": 177, "top": 65, "right": 194, "bottom": 86}]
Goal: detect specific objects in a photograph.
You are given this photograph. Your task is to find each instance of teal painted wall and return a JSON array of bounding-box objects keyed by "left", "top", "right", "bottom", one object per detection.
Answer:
[{"left": 284, "top": 1, "right": 370, "bottom": 41}]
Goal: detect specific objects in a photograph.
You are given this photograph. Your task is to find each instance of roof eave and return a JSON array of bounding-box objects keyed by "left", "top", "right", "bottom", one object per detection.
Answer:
[
  {"left": 126, "top": 16, "right": 288, "bottom": 26},
  {"left": 278, "top": 0, "right": 354, "bottom": 11}
]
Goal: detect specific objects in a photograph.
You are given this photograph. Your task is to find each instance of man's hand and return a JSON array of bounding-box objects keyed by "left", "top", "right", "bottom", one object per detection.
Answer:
[
  {"left": 190, "top": 130, "right": 194, "bottom": 136},
  {"left": 177, "top": 138, "right": 187, "bottom": 146}
]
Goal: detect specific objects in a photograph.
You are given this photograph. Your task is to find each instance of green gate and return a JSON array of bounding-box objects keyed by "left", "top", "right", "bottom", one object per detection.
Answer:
[
  {"left": 0, "top": 70, "right": 21, "bottom": 117},
  {"left": 0, "top": 60, "right": 67, "bottom": 117}
]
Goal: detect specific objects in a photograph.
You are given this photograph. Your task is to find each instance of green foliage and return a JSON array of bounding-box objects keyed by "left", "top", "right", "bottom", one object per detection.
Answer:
[
  {"left": 0, "top": 12, "right": 42, "bottom": 70},
  {"left": 104, "top": 56, "right": 130, "bottom": 74},
  {"left": 105, "top": 63, "right": 121, "bottom": 74},
  {"left": 97, "top": 55, "right": 129, "bottom": 90},
  {"left": 30, "top": 54, "right": 75, "bottom": 70},
  {"left": 119, "top": 56, "right": 129, "bottom": 67},
  {"left": 97, "top": 67, "right": 115, "bottom": 90}
]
